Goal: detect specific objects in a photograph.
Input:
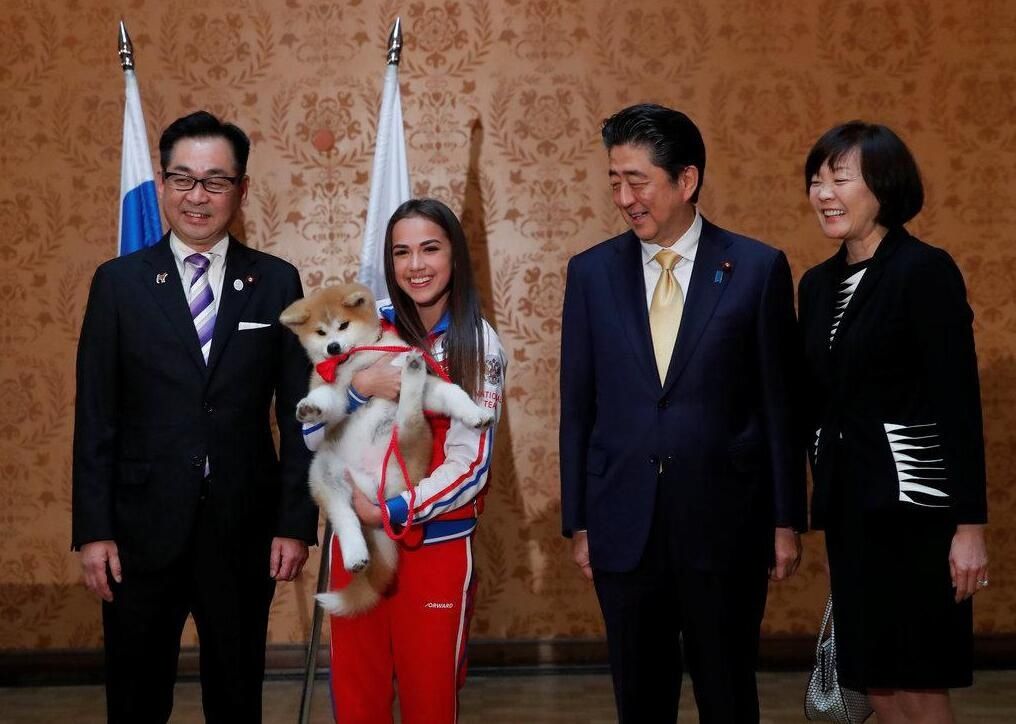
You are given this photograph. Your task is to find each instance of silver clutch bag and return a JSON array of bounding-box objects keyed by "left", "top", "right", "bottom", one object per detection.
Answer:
[{"left": 804, "top": 595, "right": 873, "bottom": 723}]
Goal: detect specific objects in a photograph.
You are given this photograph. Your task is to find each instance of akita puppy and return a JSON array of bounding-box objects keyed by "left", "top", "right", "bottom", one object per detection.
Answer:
[{"left": 280, "top": 282, "right": 493, "bottom": 615}]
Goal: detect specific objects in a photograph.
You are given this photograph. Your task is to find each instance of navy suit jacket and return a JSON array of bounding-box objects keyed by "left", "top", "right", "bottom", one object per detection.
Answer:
[
  {"left": 559, "top": 218, "right": 806, "bottom": 572},
  {"left": 72, "top": 235, "right": 317, "bottom": 573}
]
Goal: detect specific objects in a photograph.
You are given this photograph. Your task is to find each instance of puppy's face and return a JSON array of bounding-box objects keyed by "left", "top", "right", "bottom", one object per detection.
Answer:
[{"left": 280, "top": 283, "right": 380, "bottom": 363}]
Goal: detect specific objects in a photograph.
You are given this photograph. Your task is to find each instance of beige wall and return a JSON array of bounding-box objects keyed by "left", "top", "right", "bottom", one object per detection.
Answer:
[{"left": 2, "top": 0, "right": 1015, "bottom": 651}]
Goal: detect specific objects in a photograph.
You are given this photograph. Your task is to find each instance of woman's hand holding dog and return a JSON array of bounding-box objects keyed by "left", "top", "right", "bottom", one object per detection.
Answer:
[
  {"left": 352, "top": 353, "right": 402, "bottom": 401},
  {"left": 351, "top": 485, "right": 384, "bottom": 528}
]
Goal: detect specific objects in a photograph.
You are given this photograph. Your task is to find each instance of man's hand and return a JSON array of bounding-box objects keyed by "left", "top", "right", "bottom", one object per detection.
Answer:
[
  {"left": 270, "top": 537, "right": 309, "bottom": 581},
  {"left": 351, "top": 484, "right": 384, "bottom": 528},
  {"left": 351, "top": 353, "right": 402, "bottom": 401},
  {"left": 571, "top": 531, "right": 593, "bottom": 581},
  {"left": 80, "top": 540, "right": 122, "bottom": 602},
  {"left": 769, "top": 527, "right": 801, "bottom": 581},
  {"left": 950, "top": 523, "right": 989, "bottom": 603}
]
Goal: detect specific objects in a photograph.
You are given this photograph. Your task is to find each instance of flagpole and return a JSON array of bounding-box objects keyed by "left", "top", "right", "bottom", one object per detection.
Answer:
[
  {"left": 296, "top": 519, "right": 331, "bottom": 724},
  {"left": 386, "top": 16, "right": 403, "bottom": 65},
  {"left": 118, "top": 19, "right": 134, "bottom": 70},
  {"left": 297, "top": 22, "right": 407, "bottom": 722}
]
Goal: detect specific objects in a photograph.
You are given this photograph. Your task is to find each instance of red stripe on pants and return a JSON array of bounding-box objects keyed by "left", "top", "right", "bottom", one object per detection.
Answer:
[{"left": 328, "top": 534, "right": 476, "bottom": 724}]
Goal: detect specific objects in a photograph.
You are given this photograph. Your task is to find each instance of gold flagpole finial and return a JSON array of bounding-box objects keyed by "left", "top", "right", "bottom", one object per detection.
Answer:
[
  {"left": 386, "top": 17, "right": 403, "bottom": 65},
  {"left": 118, "top": 19, "right": 135, "bottom": 71}
]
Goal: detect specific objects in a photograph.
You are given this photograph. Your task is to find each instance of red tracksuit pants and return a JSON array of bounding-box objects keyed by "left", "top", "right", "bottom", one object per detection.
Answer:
[{"left": 328, "top": 532, "right": 477, "bottom": 724}]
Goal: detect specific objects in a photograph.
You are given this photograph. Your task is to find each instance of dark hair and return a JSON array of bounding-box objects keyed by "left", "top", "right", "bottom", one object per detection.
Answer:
[
  {"left": 804, "top": 121, "right": 924, "bottom": 227},
  {"left": 383, "top": 198, "right": 485, "bottom": 399},
  {"left": 159, "top": 110, "right": 251, "bottom": 176},
  {"left": 601, "top": 103, "right": 706, "bottom": 203}
]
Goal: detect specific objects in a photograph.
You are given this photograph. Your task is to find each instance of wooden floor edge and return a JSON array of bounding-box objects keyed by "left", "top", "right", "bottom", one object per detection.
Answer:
[{"left": 4, "top": 635, "right": 1016, "bottom": 686}]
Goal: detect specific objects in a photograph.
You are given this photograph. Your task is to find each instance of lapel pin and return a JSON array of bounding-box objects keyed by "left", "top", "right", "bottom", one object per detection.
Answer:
[
  {"left": 246, "top": 274, "right": 255, "bottom": 285},
  {"left": 714, "top": 260, "right": 733, "bottom": 284},
  {"left": 233, "top": 278, "right": 244, "bottom": 291},
  {"left": 156, "top": 272, "right": 168, "bottom": 284}
]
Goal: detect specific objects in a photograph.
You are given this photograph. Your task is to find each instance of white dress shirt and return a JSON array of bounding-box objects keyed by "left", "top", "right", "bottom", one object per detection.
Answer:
[
  {"left": 170, "top": 233, "right": 229, "bottom": 316},
  {"left": 639, "top": 210, "right": 702, "bottom": 312}
]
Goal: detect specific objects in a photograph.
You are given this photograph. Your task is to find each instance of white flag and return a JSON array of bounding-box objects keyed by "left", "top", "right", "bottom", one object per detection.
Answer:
[
  {"left": 358, "top": 63, "right": 411, "bottom": 300},
  {"left": 118, "top": 68, "right": 162, "bottom": 256}
]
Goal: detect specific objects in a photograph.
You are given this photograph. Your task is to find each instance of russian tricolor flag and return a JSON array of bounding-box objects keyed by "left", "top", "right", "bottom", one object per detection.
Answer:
[{"left": 118, "top": 68, "right": 161, "bottom": 257}]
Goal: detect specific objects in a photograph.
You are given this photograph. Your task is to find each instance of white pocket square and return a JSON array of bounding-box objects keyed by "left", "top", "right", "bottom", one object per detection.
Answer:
[{"left": 238, "top": 321, "right": 271, "bottom": 331}]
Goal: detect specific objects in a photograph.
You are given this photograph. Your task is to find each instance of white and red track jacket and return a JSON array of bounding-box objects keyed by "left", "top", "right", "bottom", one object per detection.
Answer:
[{"left": 304, "top": 302, "right": 506, "bottom": 545}]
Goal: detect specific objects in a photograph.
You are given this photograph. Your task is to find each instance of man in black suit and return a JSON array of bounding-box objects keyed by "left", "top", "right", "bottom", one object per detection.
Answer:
[
  {"left": 559, "top": 104, "right": 807, "bottom": 722},
  {"left": 72, "top": 111, "right": 317, "bottom": 724}
]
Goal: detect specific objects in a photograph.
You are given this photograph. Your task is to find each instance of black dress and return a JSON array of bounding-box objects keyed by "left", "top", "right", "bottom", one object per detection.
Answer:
[{"left": 798, "top": 228, "right": 985, "bottom": 689}]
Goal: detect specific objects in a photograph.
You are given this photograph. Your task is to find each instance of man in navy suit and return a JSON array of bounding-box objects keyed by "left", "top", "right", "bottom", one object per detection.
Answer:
[
  {"left": 72, "top": 111, "right": 317, "bottom": 723},
  {"left": 559, "top": 104, "right": 806, "bottom": 723}
]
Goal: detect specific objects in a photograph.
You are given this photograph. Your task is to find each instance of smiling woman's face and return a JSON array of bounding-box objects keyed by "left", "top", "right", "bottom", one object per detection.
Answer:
[
  {"left": 390, "top": 215, "right": 454, "bottom": 323},
  {"left": 808, "top": 148, "right": 884, "bottom": 246}
]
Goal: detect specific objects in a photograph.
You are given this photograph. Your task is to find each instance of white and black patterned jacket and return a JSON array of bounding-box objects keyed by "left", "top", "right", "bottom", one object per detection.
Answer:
[{"left": 799, "top": 226, "right": 987, "bottom": 528}]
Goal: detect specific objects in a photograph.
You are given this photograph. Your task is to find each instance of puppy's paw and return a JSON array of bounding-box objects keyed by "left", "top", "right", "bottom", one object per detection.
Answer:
[
  {"left": 339, "top": 538, "right": 370, "bottom": 573},
  {"left": 296, "top": 398, "right": 323, "bottom": 423},
  {"left": 403, "top": 351, "right": 425, "bottom": 374},
  {"left": 465, "top": 408, "right": 495, "bottom": 428},
  {"left": 345, "top": 556, "right": 369, "bottom": 573}
]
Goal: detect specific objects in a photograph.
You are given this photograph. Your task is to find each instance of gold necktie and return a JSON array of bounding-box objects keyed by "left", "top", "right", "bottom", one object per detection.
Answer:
[{"left": 649, "top": 249, "right": 683, "bottom": 383}]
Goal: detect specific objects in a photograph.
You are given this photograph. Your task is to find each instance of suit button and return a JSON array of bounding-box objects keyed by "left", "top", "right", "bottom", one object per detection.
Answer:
[
  {"left": 191, "top": 455, "right": 203, "bottom": 468},
  {"left": 649, "top": 455, "right": 659, "bottom": 466},
  {"left": 657, "top": 399, "right": 669, "bottom": 409}
]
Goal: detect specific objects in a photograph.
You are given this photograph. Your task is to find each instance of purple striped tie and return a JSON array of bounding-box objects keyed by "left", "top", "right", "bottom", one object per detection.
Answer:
[{"left": 186, "top": 253, "right": 215, "bottom": 362}]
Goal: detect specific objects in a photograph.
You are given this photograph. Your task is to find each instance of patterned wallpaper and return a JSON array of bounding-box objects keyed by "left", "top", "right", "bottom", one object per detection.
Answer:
[{"left": 2, "top": 0, "right": 1015, "bottom": 651}]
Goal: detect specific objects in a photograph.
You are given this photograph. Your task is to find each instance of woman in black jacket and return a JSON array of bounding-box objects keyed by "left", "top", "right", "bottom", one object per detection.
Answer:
[{"left": 798, "top": 122, "right": 989, "bottom": 723}]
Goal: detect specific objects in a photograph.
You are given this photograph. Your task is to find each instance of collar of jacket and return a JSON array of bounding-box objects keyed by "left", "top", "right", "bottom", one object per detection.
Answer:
[{"left": 829, "top": 224, "right": 908, "bottom": 272}]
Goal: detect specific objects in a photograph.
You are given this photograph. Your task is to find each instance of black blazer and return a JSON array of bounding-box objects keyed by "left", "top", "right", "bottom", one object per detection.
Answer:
[
  {"left": 560, "top": 218, "right": 806, "bottom": 572},
  {"left": 799, "top": 227, "right": 987, "bottom": 529},
  {"left": 72, "top": 235, "right": 317, "bottom": 572}
]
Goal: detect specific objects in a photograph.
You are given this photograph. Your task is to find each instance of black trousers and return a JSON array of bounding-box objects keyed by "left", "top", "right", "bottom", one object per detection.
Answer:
[
  {"left": 593, "top": 479, "right": 770, "bottom": 724},
  {"left": 102, "top": 495, "right": 276, "bottom": 724}
]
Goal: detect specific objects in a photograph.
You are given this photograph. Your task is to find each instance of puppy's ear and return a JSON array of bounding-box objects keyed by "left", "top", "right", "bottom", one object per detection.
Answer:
[
  {"left": 343, "top": 290, "right": 368, "bottom": 308},
  {"left": 279, "top": 298, "right": 311, "bottom": 328}
]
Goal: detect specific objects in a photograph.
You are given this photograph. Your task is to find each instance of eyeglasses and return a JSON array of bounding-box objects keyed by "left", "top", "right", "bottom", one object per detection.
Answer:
[{"left": 162, "top": 172, "right": 243, "bottom": 194}]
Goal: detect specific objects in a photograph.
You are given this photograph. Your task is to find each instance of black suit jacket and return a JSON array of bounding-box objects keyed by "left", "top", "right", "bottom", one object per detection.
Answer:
[
  {"left": 799, "top": 226, "right": 988, "bottom": 529},
  {"left": 72, "top": 235, "right": 317, "bottom": 572},
  {"left": 559, "top": 218, "right": 806, "bottom": 572}
]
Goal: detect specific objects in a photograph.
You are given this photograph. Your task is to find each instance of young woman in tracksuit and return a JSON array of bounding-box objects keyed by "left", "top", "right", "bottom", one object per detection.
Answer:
[{"left": 328, "top": 198, "right": 506, "bottom": 724}]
